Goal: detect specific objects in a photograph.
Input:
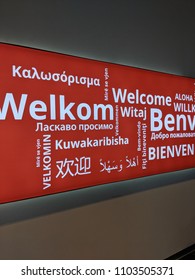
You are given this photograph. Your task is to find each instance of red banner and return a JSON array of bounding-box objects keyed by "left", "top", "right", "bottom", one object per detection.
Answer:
[{"left": 0, "top": 43, "right": 195, "bottom": 203}]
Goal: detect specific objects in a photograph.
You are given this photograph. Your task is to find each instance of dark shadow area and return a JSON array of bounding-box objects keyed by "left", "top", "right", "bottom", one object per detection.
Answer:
[
  {"left": 166, "top": 244, "right": 195, "bottom": 260},
  {"left": 0, "top": 168, "right": 194, "bottom": 226}
]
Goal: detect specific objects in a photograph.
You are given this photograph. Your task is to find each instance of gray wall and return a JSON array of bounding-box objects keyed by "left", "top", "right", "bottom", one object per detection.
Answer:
[{"left": 0, "top": 0, "right": 195, "bottom": 259}]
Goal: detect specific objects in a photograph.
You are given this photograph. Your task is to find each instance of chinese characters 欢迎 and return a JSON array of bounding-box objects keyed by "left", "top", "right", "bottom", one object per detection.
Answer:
[{"left": 56, "top": 156, "right": 91, "bottom": 178}]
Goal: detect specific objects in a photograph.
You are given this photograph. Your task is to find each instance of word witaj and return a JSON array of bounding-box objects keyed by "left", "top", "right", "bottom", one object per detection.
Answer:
[{"left": 0, "top": 93, "right": 114, "bottom": 120}]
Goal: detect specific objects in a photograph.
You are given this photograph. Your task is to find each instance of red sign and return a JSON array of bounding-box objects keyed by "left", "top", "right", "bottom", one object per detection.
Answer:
[{"left": 0, "top": 43, "right": 195, "bottom": 203}]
